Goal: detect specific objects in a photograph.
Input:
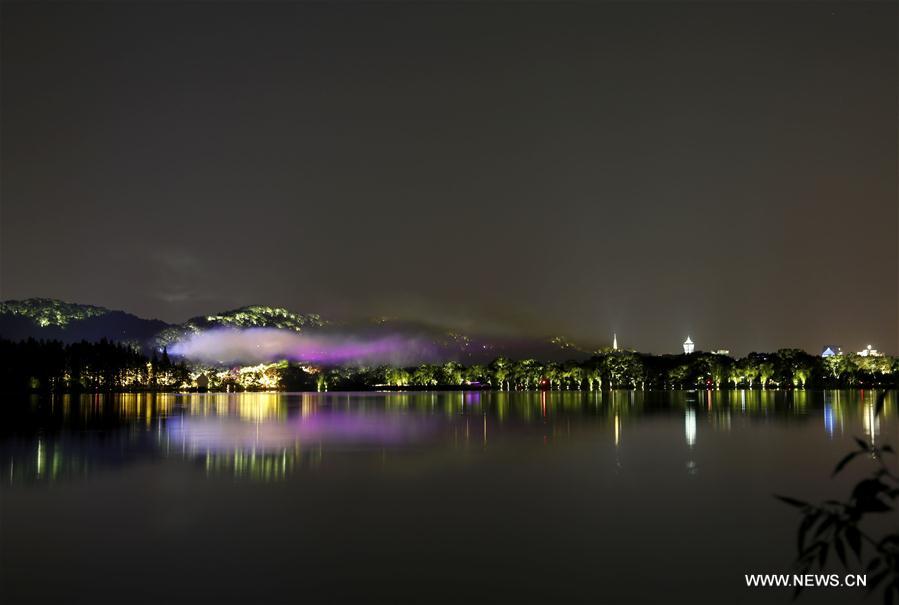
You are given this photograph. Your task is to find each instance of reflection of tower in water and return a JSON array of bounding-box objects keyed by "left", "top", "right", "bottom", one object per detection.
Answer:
[
  {"left": 685, "top": 407, "right": 698, "bottom": 475},
  {"left": 685, "top": 408, "right": 696, "bottom": 447},
  {"left": 614, "top": 414, "right": 621, "bottom": 448},
  {"left": 822, "top": 391, "right": 838, "bottom": 438},
  {"left": 823, "top": 402, "right": 835, "bottom": 438},
  {"left": 863, "top": 397, "right": 880, "bottom": 444},
  {"left": 609, "top": 390, "right": 623, "bottom": 470}
]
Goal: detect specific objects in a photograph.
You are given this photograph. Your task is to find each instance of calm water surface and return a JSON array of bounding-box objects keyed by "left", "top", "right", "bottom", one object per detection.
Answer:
[{"left": 1, "top": 390, "right": 897, "bottom": 604}]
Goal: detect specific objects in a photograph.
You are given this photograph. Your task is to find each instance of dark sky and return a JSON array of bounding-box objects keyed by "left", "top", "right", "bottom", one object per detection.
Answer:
[{"left": 1, "top": 1, "right": 897, "bottom": 355}]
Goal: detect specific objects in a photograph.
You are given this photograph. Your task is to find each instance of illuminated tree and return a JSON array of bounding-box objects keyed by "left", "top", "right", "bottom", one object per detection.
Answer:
[
  {"left": 464, "top": 364, "right": 489, "bottom": 385},
  {"left": 758, "top": 360, "right": 774, "bottom": 388},
  {"left": 562, "top": 361, "right": 585, "bottom": 390},
  {"left": 384, "top": 367, "right": 410, "bottom": 387},
  {"left": 489, "top": 357, "right": 511, "bottom": 390},
  {"left": 511, "top": 359, "right": 540, "bottom": 390},
  {"left": 737, "top": 357, "right": 759, "bottom": 388},
  {"left": 772, "top": 348, "right": 817, "bottom": 388},
  {"left": 543, "top": 362, "right": 561, "bottom": 389},
  {"left": 315, "top": 372, "right": 328, "bottom": 392},
  {"left": 585, "top": 363, "right": 602, "bottom": 391},
  {"left": 440, "top": 362, "right": 464, "bottom": 386},
  {"left": 412, "top": 364, "right": 438, "bottom": 387},
  {"left": 666, "top": 363, "right": 690, "bottom": 389}
]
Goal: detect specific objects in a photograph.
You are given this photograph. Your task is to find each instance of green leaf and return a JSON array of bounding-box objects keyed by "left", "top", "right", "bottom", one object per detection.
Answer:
[
  {"left": 846, "top": 526, "right": 863, "bottom": 559},
  {"left": 834, "top": 451, "right": 861, "bottom": 476},
  {"left": 834, "top": 536, "right": 847, "bottom": 567},
  {"left": 776, "top": 495, "right": 809, "bottom": 508},
  {"left": 868, "top": 570, "right": 889, "bottom": 592},
  {"left": 814, "top": 515, "right": 835, "bottom": 538},
  {"left": 852, "top": 479, "right": 893, "bottom": 514},
  {"left": 818, "top": 542, "right": 828, "bottom": 568},
  {"left": 798, "top": 513, "right": 820, "bottom": 552}
]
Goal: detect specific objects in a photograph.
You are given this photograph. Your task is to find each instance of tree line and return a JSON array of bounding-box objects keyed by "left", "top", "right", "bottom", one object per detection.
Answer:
[
  {"left": 314, "top": 349, "right": 897, "bottom": 391},
  {"left": 2, "top": 337, "right": 896, "bottom": 393},
  {"left": 1, "top": 338, "right": 188, "bottom": 393}
]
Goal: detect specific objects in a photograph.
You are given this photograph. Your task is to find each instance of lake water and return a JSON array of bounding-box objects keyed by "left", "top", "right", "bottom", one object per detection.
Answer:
[{"left": 1, "top": 390, "right": 896, "bottom": 604}]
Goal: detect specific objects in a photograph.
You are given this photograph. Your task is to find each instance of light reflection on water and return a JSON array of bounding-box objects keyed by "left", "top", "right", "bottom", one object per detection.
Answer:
[
  {"left": 1, "top": 390, "right": 896, "bottom": 484},
  {"left": 4, "top": 389, "right": 899, "bottom": 605}
]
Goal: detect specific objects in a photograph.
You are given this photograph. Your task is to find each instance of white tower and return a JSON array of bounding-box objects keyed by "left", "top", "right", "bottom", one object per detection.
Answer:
[
  {"left": 613, "top": 333, "right": 618, "bottom": 351},
  {"left": 683, "top": 336, "right": 694, "bottom": 354}
]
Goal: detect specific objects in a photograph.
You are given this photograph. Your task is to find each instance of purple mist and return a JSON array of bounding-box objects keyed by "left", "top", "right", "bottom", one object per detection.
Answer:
[{"left": 168, "top": 327, "right": 441, "bottom": 366}]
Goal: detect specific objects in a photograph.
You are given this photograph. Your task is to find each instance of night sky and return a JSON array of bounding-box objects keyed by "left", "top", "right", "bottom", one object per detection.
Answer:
[{"left": 1, "top": 1, "right": 896, "bottom": 355}]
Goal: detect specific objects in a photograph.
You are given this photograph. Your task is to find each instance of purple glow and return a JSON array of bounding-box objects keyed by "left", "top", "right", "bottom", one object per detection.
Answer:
[
  {"left": 168, "top": 327, "right": 439, "bottom": 365},
  {"left": 166, "top": 413, "right": 435, "bottom": 452}
]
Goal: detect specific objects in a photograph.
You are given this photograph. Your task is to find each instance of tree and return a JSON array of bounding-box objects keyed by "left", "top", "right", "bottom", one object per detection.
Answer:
[
  {"left": 489, "top": 357, "right": 511, "bottom": 390},
  {"left": 543, "top": 362, "right": 561, "bottom": 390},
  {"left": 666, "top": 363, "right": 690, "bottom": 389},
  {"left": 758, "top": 361, "right": 774, "bottom": 388},
  {"left": 440, "top": 362, "right": 464, "bottom": 386},
  {"left": 585, "top": 361, "right": 602, "bottom": 391},
  {"left": 511, "top": 359, "right": 540, "bottom": 390},
  {"left": 412, "top": 364, "right": 438, "bottom": 387},
  {"left": 384, "top": 366, "right": 410, "bottom": 387},
  {"left": 738, "top": 357, "right": 759, "bottom": 388},
  {"left": 562, "top": 361, "right": 585, "bottom": 390},
  {"left": 464, "top": 364, "right": 488, "bottom": 386}
]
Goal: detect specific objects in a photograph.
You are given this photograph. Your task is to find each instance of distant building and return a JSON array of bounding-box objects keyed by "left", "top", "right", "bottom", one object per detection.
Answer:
[
  {"left": 712, "top": 349, "right": 730, "bottom": 356},
  {"left": 683, "top": 337, "right": 694, "bottom": 354},
  {"left": 613, "top": 333, "right": 618, "bottom": 351},
  {"left": 821, "top": 346, "right": 842, "bottom": 357},
  {"left": 858, "top": 345, "right": 883, "bottom": 357}
]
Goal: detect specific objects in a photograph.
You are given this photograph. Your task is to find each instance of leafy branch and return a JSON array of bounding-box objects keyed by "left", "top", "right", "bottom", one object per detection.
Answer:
[{"left": 777, "top": 392, "right": 899, "bottom": 603}]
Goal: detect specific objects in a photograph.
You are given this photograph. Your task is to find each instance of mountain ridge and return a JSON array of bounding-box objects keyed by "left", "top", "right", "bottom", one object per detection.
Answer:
[{"left": 0, "top": 298, "right": 595, "bottom": 361}]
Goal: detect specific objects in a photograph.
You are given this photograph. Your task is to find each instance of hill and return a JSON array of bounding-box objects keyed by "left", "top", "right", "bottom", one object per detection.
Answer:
[
  {"left": 154, "top": 305, "right": 326, "bottom": 347},
  {"left": 0, "top": 298, "right": 171, "bottom": 347},
  {"left": 1, "top": 299, "right": 594, "bottom": 362}
]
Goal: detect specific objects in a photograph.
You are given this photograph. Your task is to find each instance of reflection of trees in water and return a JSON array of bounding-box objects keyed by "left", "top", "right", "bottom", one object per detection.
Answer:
[
  {"left": 201, "top": 447, "right": 317, "bottom": 481},
  {"left": 2, "top": 391, "right": 896, "bottom": 485},
  {"left": 2, "top": 430, "right": 163, "bottom": 484}
]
